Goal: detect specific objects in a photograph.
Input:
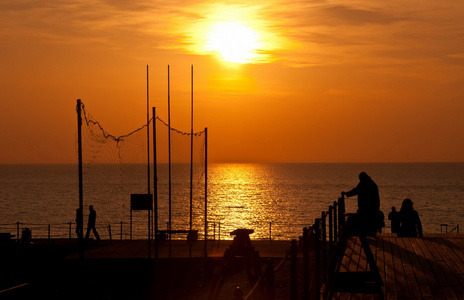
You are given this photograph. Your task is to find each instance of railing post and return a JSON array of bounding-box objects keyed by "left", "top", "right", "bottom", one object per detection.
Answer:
[
  {"left": 328, "top": 206, "right": 333, "bottom": 253},
  {"left": 314, "top": 218, "right": 321, "bottom": 300},
  {"left": 120, "top": 221, "right": 123, "bottom": 240},
  {"left": 218, "top": 222, "right": 221, "bottom": 241},
  {"left": 265, "top": 258, "right": 275, "bottom": 300},
  {"left": 16, "top": 222, "right": 20, "bottom": 243},
  {"left": 108, "top": 224, "right": 112, "bottom": 243},
  {"left": 290, "top": 239, "right": 298, "bottom": 300},
  {"left": 338, "top": 196, "right": 345, "bottom": 232},
  {"left": 269, "top": 221, "right": 272, "bottom": 240},
  {"left": 213, "top": 222, "right": 216, "bottom": 241},
  {"left": 69, "top": 221, "right": 72, "bottom": 239},
  {"left": 321, "top": 211, "right": 328, "bottom": 279},
  {"left": 48, "top": 224, "right": 51, "bottom": 241},
  {"left": 333, "top": 201, "right": 338, "bottom": 243},
  {"left": 303, "top": 227, "right": 310, "bottom": 300}
]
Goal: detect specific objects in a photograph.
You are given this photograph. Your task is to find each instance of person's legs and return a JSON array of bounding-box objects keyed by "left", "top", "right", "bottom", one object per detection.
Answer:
[{"left": 93, "top": 227, "right": 100, "bottom": 240}]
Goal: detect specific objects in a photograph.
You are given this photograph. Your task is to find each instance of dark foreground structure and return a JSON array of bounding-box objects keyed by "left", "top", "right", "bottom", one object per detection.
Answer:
[{"left": 1, "top": 231, "right": 464, "bottom": 299}]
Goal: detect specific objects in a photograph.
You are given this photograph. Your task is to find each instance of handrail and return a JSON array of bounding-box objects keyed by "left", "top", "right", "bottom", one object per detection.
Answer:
[{"left": 441, "top": 223, "right": 460, "bottom": 233}]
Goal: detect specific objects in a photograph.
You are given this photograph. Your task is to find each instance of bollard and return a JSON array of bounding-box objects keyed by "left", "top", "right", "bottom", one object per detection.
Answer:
[
  {"left": 290, "top": 239, "right": 297, "bottom": 300},
  {"left": 232, "top": 286, "right": 244, "bottom": 300}
]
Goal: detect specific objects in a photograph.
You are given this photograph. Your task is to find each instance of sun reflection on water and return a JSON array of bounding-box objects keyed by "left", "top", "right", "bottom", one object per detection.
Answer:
[{"left": 208, "top": 164, "right": 282, "bottom": 239}]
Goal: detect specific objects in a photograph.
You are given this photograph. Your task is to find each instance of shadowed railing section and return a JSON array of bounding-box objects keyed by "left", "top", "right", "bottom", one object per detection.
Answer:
[{"left": 233, "top": 196, "right": 347, "bottom": 300}]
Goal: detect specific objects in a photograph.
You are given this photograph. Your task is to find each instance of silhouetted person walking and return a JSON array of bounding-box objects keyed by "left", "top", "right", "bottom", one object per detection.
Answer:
[
  {"left": 342, "top": 172, "right": 380, "bottom": 236},
  {"left": 85, "top": 205, "right": 100, "bottom": 240},
  {"left": 75, "top": 208, "right": 83, "bottom": 239},
  {"left": 398, "top": 198, "right": 422, "bottom": 238},
  {"left": 388, "top": 206, "right": 400, "bottom": 234}
]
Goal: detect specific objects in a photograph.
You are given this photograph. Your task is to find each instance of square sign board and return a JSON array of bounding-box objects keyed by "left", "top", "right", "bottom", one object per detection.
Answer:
[{"left": 130, "top": 194, "right": 153, "bottom": 211}]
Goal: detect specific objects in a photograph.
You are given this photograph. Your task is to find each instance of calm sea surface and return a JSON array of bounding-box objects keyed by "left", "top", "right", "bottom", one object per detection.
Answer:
[{"left": 0, "top": 163, "right": 463, "bottom": 240}]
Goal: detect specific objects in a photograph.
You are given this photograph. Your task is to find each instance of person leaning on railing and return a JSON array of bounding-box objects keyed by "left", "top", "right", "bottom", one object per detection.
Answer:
[{"left": 342, "top": 172, "right": 380, "bottom": 236}]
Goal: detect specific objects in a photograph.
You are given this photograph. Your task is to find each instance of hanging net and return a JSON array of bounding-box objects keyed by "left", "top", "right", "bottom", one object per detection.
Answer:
[{"left": 77, "top": 100, "right": 206, "bottom": 239}]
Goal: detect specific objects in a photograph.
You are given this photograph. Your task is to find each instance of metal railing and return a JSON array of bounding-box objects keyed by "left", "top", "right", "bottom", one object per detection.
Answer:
[{"left": 440, "top": 223, "right": 460, "bottom": 233}]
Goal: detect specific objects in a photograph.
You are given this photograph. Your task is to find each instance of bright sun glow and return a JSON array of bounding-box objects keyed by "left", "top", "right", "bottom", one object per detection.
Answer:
[{"left": 206, "top": 22, "right": 261, "bottom": 64}]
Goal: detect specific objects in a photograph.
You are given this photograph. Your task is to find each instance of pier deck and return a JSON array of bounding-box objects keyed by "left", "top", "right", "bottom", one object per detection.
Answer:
[
  {"left": 65, "top": 233, "right": 464, "bottom": 299},
  {"left": 333, "top": 233, "right": 464, "bottom": 300},
  {"left": 2, "top": 233, "right": 464, "bottom": 299}
]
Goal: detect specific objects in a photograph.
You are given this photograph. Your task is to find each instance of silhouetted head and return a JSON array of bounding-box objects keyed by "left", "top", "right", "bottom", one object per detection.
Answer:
[
  {"left": 401, "top": 199, "right": 413, "bottom": 211},
  {"left": 89, "top": 205, "right": 94, "bottom": 211},
  {"left": 359, "top": 172, "right": 370, "bottom": 181},
  {"left": 391, "top": 206, "right": 396, "bottom": 212}
]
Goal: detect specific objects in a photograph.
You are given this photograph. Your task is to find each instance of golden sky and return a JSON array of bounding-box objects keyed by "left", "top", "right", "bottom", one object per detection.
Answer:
[{"left": 1, "top": 0, "right": 463, "bottom": 163}]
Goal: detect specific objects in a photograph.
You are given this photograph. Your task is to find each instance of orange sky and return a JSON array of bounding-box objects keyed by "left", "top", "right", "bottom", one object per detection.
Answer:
[{"left": 1, "top": 0, "right": 463, "bottom": 163}]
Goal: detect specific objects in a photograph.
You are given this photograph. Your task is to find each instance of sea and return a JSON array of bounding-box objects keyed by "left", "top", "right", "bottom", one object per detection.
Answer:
[{"left": 0, "top": 163, "right": 463, "bottom": 240}]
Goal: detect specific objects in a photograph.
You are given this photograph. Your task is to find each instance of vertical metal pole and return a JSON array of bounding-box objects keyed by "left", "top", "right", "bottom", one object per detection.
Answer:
[
  {"left": 168, "top": 65, "right": 172, "bottom": 258},
  {"left": 153, "top": 107, "right": 158, "bottom": 258},
  {"left": 147, "top": 65, "right": 150, "bottom": 196},
  {"left": 189, "top": 65, "right": 194, "bottom": 259},
  {"left": 77, "top": 99, "right": 84, "bottom": 259},
  {"left": 204, "top": 127, "right": 208, "bottom": 258},
  {"left": 269, "top": 222, "right": 272, "bottom": 240},
  {"left": 147, "top": 65, "right": 151, "bottom": 258},
  {"left": 190, "top": 65, "right": 194, "bottom": 232}
]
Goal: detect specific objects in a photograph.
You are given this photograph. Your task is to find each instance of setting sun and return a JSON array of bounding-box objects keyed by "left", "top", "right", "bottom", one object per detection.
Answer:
[{"left": 206, "top": 22, "right": 261, "bottom": 63}]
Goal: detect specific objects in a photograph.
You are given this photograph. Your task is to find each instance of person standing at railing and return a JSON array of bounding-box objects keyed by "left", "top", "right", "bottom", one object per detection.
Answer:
[
  {"left": 75, "top": 208, "right": 83, "bottom": 239},
  {"left": 85, "top": 205, "right": 101, "bottom": 240},
  {"left": 398, "top": 198, "right": 423, "bottom": 238},
  {"left": 388, "top": 206, "right": 400, "bottom": 234},
  {"left": 342, "top": 172, "right": 380, "bottom": 236}
]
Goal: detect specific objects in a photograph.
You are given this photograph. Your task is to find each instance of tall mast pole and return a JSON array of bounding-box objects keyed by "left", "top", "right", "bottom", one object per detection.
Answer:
[
  {"left": 168, "top": 65, "right": 172, "bottom": 258},
  {"left": 77, "top": 99, "right": 84, "bottom": 259},
  {"left": 146, "top": 65, "right": 151, "bottom": 258},
  {"left": 153, "top": 106, "right": 158, "bottom": 258},
  {"left": 147, "top": 65, "right": 150, "bottom": 195},
  {"left": 190, "top": 65, "right": 194, "bottom": 232},
  {"left": 204, "top": 127, "right": 208, "bottom": 258}
]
